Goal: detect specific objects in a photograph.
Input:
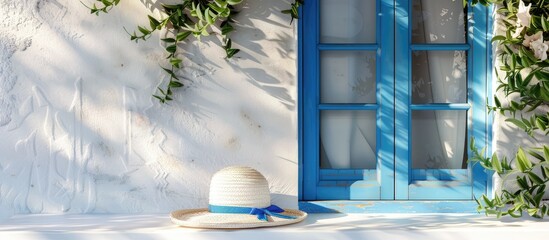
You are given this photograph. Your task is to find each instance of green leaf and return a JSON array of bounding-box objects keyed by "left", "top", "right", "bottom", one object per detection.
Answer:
[
  {"left": 543, "top": 145, "right": 549, "bottom": 162},
  {"left": 169, "top": 81, "right": 184, "bottom": 88},
  {"left": 506, "top": 118, "right": 528, "bottom": 130},
  {"left": 205, "top": 8, "right": 215, "bottom": 24},
  {"left": 517, "top": 175, "right": 530, "bottom": 189},
  {"left": 534, "top": 190, "right": 545, "bottom": 206},
  {"left": 161, "top": 4, "right": 178, "bottom": 9},
  {"left": 491, "top": 153, "right": 503, "bottom": 173},
  {"left": 161, "top": 38, "right": 176, "bottom": 43},
  {"left": 527, "top": 172, "right": 544, "bottom": 185},
  {"left": 153, "top": 95, "right": 164, "bottom": 102},
  {"left": 157, "top": 87, "right": 166, "bottom": 95},
  {"left": 528, "top": 149, "right": 545, "bottom": 162},
  {"left": 494, "top": 96, "right": 502, "bottom": 108},
  {"left": 226, "top": 0, "right": 243, "bottom": 5},
  {"left": 161, "top": 67, "right": 175, "bottom": 76},
  {"left": 176, "top": 31, "right": 192, "bottom": 41},
  {"left": 516, "top": 148, "right": 533, "bottom": 172},
  {"left": 221, "top": 21, "right": 234, "bottom": 35},
  {"left": 195, "top": 3, "right": 204, "bottom": 20},
  {"left": 542, "top": 15, "right": 548, "bottom": 32},
  {"left": 148, "top": 15, "right": 161, "bottom": 29},
  {"left": 536, "top": 118, "right": 547, "bottom": 131},
  {"left": 214, "top": 0, "right": 228, "bottom": 8},
  {"left": 166, "top": 45, "right": 177, "bottom": 54},
  {"left": 521, "top": 46, "right": 538, "bottom": 63},
  {"left": 208, "top": 3, "right": 222, "bottom": 14},
  {"left": 470, "top": 137, "right": 476, "bottom": 152},
  {"left": 170, "top": 58, "right": 182, "bottom": 68},
  {"left": 281, "top": 9, "right": 292, "bottom": 14},
  {"left": 138, "top": 26, "right": 150, "bottom": 35},
  {"left": 491, "top": 35, "right": 507, "bottom": 42},
  {"left": 528, "top": 208, "right": 539, "bottom": 217},
  {"left": 508, "top": 209, "right": 522, "bottom": 218},
  {"left": 482, "top": 195, "right": 494, "bottom": 208},
  {"left": 226, "top": 48, "right": 240, "bottom": 58}
]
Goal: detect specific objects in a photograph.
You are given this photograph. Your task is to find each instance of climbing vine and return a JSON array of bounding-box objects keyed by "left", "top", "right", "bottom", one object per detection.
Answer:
[
  {"left": 467, "top": 0, "right": 549, "bottom": 218},
  {"left": 83, "top": 0, "right": 302, "bottom": 103}
]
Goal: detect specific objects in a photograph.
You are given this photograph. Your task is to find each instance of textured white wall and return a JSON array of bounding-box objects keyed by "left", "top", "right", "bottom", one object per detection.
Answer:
[
  {"left": 2, "top": 0, "right": 540, "bottom": 221},
  {"left": 0, "top": 0, "right": 298, "bottom": 219}
]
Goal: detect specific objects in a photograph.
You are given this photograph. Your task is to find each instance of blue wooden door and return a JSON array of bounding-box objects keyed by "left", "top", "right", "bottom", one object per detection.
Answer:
[{"left": 301, "top": 0, "right": 489, "bottom": 201}]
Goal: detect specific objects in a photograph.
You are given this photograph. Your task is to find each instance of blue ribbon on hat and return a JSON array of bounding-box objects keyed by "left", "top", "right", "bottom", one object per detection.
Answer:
[{"left": 208, "top": 204, "right": 297, "bottom": 221}]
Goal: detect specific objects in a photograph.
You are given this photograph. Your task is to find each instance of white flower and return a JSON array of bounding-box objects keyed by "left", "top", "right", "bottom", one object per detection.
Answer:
[
  {"left": 529, "top": 36, "right": 548, "bottom": 61},
  {"left": 523, "top": 31, "right": 542, "bottom": 47},
  {"left": 512, "top": 26, "right": 525, "bottom": 38},
  {"left": 516, "top": 0, "right": 532, "bottom": 28}
]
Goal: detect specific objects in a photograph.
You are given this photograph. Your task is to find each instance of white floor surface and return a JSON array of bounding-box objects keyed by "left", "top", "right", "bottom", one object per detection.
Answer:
[{"left": 1, "top": 213, "right": 548, "bottom": 240}]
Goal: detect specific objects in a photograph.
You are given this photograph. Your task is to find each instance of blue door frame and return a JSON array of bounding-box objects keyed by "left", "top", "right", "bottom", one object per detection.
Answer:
[{"left": 298, "top": 0, "right": 492, "bottom": 212}]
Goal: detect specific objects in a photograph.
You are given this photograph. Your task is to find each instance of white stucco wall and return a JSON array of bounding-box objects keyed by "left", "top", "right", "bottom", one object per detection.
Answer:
[
  {"left": 0, "top": 0, "right": 298, "bottom": 220},
  {"left": 2, "top": 1, "right": 546, "bottom": 221}
]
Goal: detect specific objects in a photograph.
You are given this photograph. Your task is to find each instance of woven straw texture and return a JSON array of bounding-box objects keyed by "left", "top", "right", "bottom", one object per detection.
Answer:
[
  {"left": 170, "top": 208, "right": 307, "bottom": 229},
  {"left": 209, "top": 166, "right": 271, "bottom": 208},
  {"left": 170, "top": 166, "right": 308, "bottom": 229}
]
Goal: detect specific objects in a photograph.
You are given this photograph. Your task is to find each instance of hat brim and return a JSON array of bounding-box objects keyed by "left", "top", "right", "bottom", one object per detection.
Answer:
[{"left": 170, "top": 208, "right": 308, "bottom": 229}]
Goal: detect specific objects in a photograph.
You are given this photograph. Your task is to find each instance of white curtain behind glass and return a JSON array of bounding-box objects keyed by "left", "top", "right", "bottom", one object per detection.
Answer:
[
  {"left": 319, "top": 0, "right": 376, "bottom": 169},
  {"left": 411, "top": 0, "right": 467, "bottom": 169}
]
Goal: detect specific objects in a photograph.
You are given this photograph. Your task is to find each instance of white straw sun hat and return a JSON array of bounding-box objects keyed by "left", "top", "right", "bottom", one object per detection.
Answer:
[{"left": 170, "top": 166, "right": 307, "bottom": 229}]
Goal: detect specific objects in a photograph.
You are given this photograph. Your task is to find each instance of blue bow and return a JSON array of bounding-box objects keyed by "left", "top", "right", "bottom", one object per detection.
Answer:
[
  {"left": 249, "top": 205, "right": 297, "bottom": 221},
  {"left": 209, "top": 204, "right": 297, "bottom": 222}
]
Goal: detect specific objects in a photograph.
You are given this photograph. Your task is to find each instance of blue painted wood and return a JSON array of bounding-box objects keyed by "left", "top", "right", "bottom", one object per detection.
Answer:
[
  {"left": 318, "top": 104, "right": 378, "bottom": 110},
  {"left": 318, "top": 180, "right": 381, "bottom": 200},
  {"left": 299, "top": 201, "right": 481, "bottom": 213},
  {"left": 302, "top": 0, "right": 319, "bottom": 200},
  {"left": 394, "top": 0, "right": 410, "bottom": 200},
  {"left": 410, "top": 103, "right": 470, "bottom": 110},
  {"left": 409, "top": 181, "right": 472, "bottom": 200},
  {"left": 378, "top": 0, "right": 396, "bottom": 200},
  {"left": 298, "top": 3, "right": 303, "bottom": 201},
  {"left": 320, "top": 169, "right": 377, "bottom": 181},
  {"left": 471, "top": 3, "right": 489, "bottom": 199},
  {"left": 394, "top": 0, "right": 489, "bottom": 201},
  {"left": 410, "top": 44, "right": 470, "bottom": 51},
  {"left": 411, "top": 169, "right": 468, "bottom": 181},
  {"left": 318, "top": 44, "right": 378, "bottom": 51},
  {"left": 486, "top": 5, "right": 495, "bottom": 198},
  {"left": 301, "top": 0, "right": 395, "bottom": 201}
]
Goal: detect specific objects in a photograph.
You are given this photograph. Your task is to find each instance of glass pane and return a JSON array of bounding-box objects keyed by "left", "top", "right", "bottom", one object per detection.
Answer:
[
  {"left": 320, "top": 111, "right": 377, "bottom": 169},
  {"left": 411, "top": 110, "right": 467, "bottom": 169},
  {"left": 412, "top": 0, "right": 467, "bottom": 43},
  {"left": 320, "top": 0, "right": 376, "bottom": 43},
  {"left": 412, "top": 51, "right": 467, "bottom": 103},
  {"left": 320, "top": 51, "right": 376, "bottom": 104}
]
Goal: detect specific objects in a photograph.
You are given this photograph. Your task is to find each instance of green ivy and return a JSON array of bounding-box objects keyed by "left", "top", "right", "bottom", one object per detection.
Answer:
[
  {"left": 468, "top": 0, "right": 549, "bottom": 218},
  {"left": 470, "top": 140, "right": 549, "bottom": 218},
  {"left": 83, "top": 0, "right": 302, "bottom": 103},
  {"left": 282, "top": 0, "right": 303, "bottom": 24}
]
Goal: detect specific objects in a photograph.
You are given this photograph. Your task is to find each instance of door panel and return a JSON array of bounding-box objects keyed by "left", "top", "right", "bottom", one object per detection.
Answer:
[{"left": 302, "top": 0, "right": 486, "bottom": 201}]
